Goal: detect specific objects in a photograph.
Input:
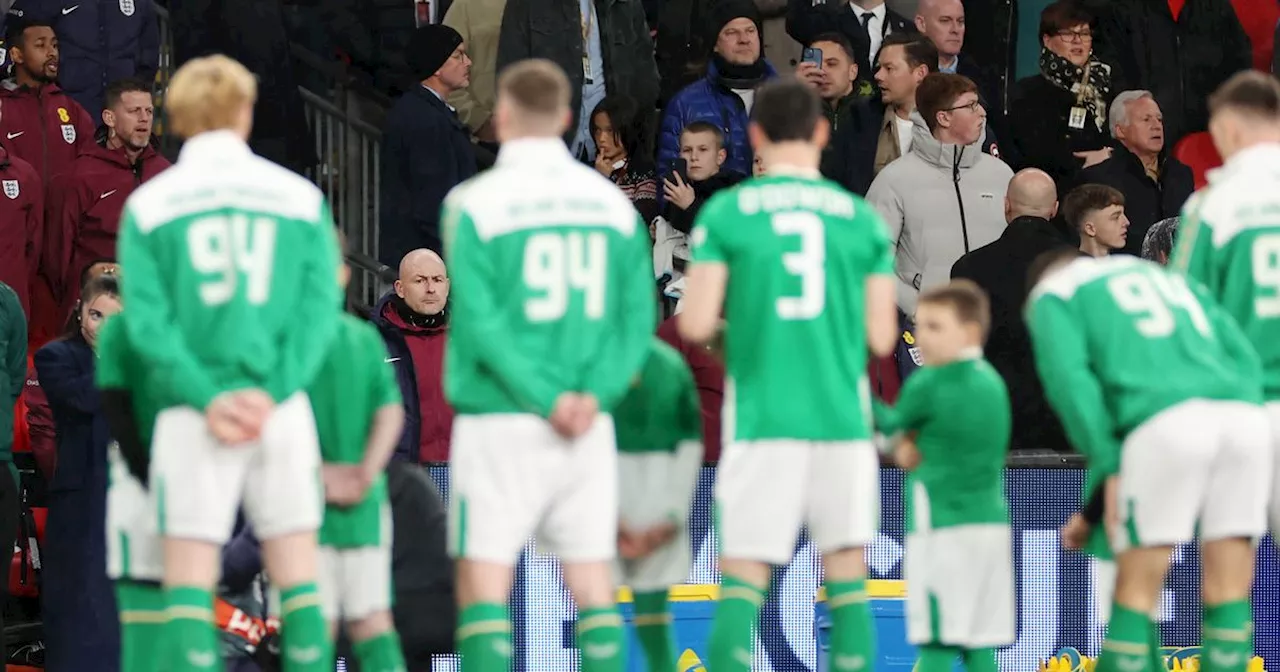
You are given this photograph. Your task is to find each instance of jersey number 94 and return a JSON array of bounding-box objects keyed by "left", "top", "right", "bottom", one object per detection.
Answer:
[
  {"left": 523, "top": 230, "right": 607, "bottom": 322},
  {"left": 187, "top": 214, "right": 279, "bottom": 307}
]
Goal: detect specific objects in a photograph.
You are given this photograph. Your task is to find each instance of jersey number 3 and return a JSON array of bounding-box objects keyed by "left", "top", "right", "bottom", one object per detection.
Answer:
[
  {"left": 187, "top": 214, "right": 278, "bottom": 307},
  {"left": 773, "top": 212, "right": 825, "bottom": 320},
  {"left": 524, "top": 231, "right": 607, "bottom": 322}
]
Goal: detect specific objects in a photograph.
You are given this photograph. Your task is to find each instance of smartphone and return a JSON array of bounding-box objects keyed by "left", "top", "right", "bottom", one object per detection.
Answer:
[
  {"left": 802, "top": 46, "right": 823, "bottom": 68},
  {"left": 671, "top": 158, "right": 689, "bottom": 183}
]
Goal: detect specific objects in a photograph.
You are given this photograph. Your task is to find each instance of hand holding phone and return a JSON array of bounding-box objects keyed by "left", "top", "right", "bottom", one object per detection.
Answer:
[{"left": 802, "top": 46, "right": 823, "bottom": 68}]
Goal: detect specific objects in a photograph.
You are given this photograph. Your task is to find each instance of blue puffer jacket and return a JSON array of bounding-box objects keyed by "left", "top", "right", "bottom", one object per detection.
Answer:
[
  {"left": 656, "top": 59, "right": 777, "bottom": 182},
  {"left": 4, "top": 0, "right": 160, "bottom": 120}
]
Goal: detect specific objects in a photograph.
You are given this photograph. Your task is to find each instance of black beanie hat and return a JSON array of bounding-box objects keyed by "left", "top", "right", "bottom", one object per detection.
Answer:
[
  {"left": 706, "top": 0, "right": 763, "bottom": 46},
  {"left": 407, "top": 24, "right": 465, "bottom": 81}
]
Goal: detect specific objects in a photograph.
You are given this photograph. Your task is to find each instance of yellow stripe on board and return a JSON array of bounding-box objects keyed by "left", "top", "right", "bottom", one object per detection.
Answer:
[{"left": 616, "top": 579, "right": 906, "bottom": 603}]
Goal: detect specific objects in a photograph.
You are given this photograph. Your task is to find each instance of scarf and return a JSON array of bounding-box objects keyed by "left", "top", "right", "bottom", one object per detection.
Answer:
[
  {"left": 712, "top": 53, "right": 767, "bottom": 90},
  {"left": 392, "top": 295, "right": 449, "bottom": 331},
  {"left": 1039, "top": 47, "right": 1111, "bottom": 133}
]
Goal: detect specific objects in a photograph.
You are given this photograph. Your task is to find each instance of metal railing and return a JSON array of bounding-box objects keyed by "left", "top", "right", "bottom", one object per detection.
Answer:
[{"left": 152, "top": 3, "right": 389, "bottom": 306}]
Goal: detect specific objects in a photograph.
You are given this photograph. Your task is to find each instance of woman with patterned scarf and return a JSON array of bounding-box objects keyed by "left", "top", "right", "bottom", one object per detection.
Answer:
[{"left": 1008, "top": 0, "right": 1116, "bottom": 197}]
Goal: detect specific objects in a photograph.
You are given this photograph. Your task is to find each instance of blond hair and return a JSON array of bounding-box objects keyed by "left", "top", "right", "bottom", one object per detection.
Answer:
[
  {"left": 497, "top": 59, "right": 570, "bottom": 130},
  {"left": 166, "top": 54, "right": 258, "bottom": 139}
]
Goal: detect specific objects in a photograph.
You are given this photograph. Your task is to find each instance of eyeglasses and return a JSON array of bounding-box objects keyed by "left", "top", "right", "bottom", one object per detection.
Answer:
[
  {"left": 943, "top": 99, "right": 983, "bottom": 113},
  {"left": 1053, "top": 29, "right": 1093, "bottom": 42}
]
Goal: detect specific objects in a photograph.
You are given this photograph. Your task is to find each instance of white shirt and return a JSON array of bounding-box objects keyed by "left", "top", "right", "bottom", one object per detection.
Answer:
[
  {"left": 894, "top": 115, "right": 914, "bottom": 156},
  {"left": 850, "top": 2, "right": 887, "bottom": 66},
  {"left": 733, "top": 88, "right": 756, "bottom": 114}
]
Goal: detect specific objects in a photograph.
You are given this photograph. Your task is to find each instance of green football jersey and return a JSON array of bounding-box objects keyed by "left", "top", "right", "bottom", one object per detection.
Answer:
[
  {"left": 95, "top": 313, "right": 162, "bottom": 447},
  {"left": 1172, "top": 144, "right": 1280, "bottom": 400},
  {"left": 614, "top": 340, "right": 702, "bottom": 454},
  {"left": 1026, "top": 256, "right": 1262, "bottom": 476},
  {"left": 307, "top": 314, "right": 402, "bottom": 548},
  {"left": 873, "top": 355, "right": 1010, "bottom": 531},
  {"left": 116, "top": 131, "right": 341, "bottom": 412},
  {"left": 442, "top": 139, "right": 656, "bottom": 417},
  {"left": 689, "top": 172, "right": 894, "bottom": 442}
]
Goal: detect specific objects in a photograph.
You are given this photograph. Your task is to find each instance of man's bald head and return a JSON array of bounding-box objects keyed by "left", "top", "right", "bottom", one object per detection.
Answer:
[
  {"left": 395, "top": 248, "right": 450, "bottom": 316},
  {"left": 915, "top": 0, "right": 965, "bottom": 59},
  {"left": 1005, "top": 169, "right": 1059, "bottom": 222}
]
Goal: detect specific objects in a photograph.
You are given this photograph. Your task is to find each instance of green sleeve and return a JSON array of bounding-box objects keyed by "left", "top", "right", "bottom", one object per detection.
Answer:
[
  {"left": 864, "top": 206, "right": 895, "bottom": 276},
  {"left": 1170, "top": 196, "right": 1218, "bottom": 293},
  {"left": 268, "top": 203, "right": 343, "bottom": 401},
  {"left": 446, "top": 207, "right": 563, "bottom": 417},
  {"left": 1027, "top": 296, "right": 1121, "bottom": 475},
  {"left": 94, "top": 318, "right": 128, "bottom": 391},
  {"left": 367, "top": 328, "right": 404, "bottom": 409},
  {"left": 689, "top": 194, "right": 730, "bottom": 265},
  {"left": 584, "top": 217, "right": 658, "bottom": 411},
  {"left": 117, "top": 206, "right": 222, "bottom": 410},
  {"left": 872, "top": 369, "right": 932, "bottom": 435},
  {"left": 1192, "top": 280, "right": 1263, "bottom": 400},
  {"left": 1, "top": 284, "right": 25, "bottom": 406}
]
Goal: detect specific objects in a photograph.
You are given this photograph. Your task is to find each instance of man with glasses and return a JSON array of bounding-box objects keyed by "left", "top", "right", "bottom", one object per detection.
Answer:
[{"left": 867, "top": 72, "right": 1014, "bottom": 319}]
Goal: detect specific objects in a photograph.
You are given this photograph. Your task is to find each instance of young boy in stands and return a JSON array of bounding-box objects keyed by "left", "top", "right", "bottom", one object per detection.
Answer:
[
  {"left": 662, "top": 122, "right": 747, "bottom": 234},
  {"left": 1067, "top": 184, "right": 1130, "bottom": 259},
  {"left": 872, "top": 280, "right": 1014, "bottom": 672}
]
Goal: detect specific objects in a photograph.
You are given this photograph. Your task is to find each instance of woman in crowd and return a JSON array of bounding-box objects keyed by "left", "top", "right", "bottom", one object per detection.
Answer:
[
  {"left": 34, "top": 274, "right": 123, "bottom": 672},
  {"left": 1008, "top": 1, "right": 1115, "bottom": 197},
  {"left": 591, "top": 95, "right": 660, "bottom": 226}
]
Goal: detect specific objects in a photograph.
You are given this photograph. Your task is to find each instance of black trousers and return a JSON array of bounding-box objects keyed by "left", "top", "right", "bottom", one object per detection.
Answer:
[{"left": 0, "top": 468, "right": 22, "bottom": 660}]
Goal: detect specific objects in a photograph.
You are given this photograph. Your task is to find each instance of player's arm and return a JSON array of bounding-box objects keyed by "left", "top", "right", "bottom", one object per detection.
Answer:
[
  {"left": 268, "top": 202, "right": 343, "bottom": 401},
  {"left": 1169, "top": 194, "right": 1218, "bottom": 291},
  {"left": 1026, "top": 296, "right": 1122, "bottom": 474},
  {"left": 865, "top": 207, "right": 900, "bottom": 357},
  {"left": 679, "top": 200, "right": 729, "bottom": 345},
  {"left": 1192, "top": 279, "right": 1264, "bottom": 395},
  {"left": 871, "top": 369, "right": 932, "bottom": 435},
  {"left": 444, "top": 198, "right": 563, "bottom": 416},
  {"left": 583, "top": 217, "right": 659, "bottom": 410},
  {"left": 95, "top": 319, "right": 150, "bottom": 485},
  {"left": 360, "top": 332, "right": 407, "bottom": 484},
  {"left": 116, "top": 205, "right": 223, "bottom": 411}
]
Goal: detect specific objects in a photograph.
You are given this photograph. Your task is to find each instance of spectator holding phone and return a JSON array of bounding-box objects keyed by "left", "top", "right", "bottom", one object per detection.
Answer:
[
  {"left": 662, "top": 121, "right": 747, "bottom": 233},
  {"left": 798, "top": 33, "right": 882, "bottom": 195}
]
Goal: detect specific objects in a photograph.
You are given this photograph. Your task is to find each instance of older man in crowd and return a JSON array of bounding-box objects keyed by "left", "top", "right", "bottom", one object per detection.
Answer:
[
  {"left": 1077, "top": 90, "right": 1193, "bottom": 257},
  {"left": 952, "top": 168, "right": 1074, "bottom": 452},
  {"left": 372, "top": 249, "right": 454, "bottom": 464},
  {"left": 866, "top": 72, "right": 1013, "bottom": 317}
]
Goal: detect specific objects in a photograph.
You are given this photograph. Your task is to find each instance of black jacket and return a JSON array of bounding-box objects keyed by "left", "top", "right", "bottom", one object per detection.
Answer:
[
  {"left": 1076, "top": 143, "right": 1194, "bottom": 257},
  {"left": 662, "top": 170, "right": 747, "bottom": 233},
  {"left": 820, "top": 94, "right": 882, "bottom": 196},
  {"left": 378, "top": 86, "right": 478, "bottom": 265},
  {"left": 955, "top": 55, "right": 1015, "bottom": 166},
  {"left": 951, "top": 216, "right": 1076, "bottom": 453},
  {"left": 785, "top": 0, "right": 914, "bottom": 92},
  {"left": 956, "top": 0, "right": 1017, "bottom": 114},
  {"left": 1095, "top": 0, "right": 1251, "bottom": 144},
  {"left": 497, "top": 0, "right": 659, "bottom": 142},
  {"left": 316, "top": 0, "right": 421, "bottom": 96},
  {"left": 1008, "top": 74, "right": 1113, "bottom": 198}
]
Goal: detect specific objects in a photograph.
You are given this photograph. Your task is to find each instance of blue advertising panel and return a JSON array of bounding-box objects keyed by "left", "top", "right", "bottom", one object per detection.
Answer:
[{"left": 419, "top": 466, "right": 1280, "bottom": 671}]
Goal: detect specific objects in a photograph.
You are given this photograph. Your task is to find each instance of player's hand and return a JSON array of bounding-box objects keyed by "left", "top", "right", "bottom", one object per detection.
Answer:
[
  {"left": 662, "top": 173, "right": 696, "bottom": 210},
  {"left": 550, "top": 393, "right": 584, "bottom": 438},
  {"left": 1060, "top": 512, "right": 1091, "bottom": 550},
  {"left": 569, "top": 393, "right": 599, "bottom": 437},
  {"left": 1102, "top": 475, "right": 1120, "bottom": 544},
  {"left": 207, "top": 392, "right": 266, "bottom": 444},
  {"left": 643, "top": 521, "right": 678, "bottom": 550},
  {"left": 894, "top": 436, "right": 921, "bottom": 471},
  {"left": 618, "top": 524, "right": 648, "bottom": 560},
  {"left": 322, "top": 465, "right": 366, "bottom": 506}
]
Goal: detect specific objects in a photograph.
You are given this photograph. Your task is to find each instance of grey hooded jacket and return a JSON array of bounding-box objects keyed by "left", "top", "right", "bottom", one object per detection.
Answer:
[{"left": 866, "top": 113, "right": 1014, "bottom": 316}]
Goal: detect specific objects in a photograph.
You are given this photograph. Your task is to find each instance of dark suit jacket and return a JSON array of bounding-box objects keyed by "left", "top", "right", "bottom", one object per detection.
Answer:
[{"left": 785, "top": 0, "right": 914, "bottom": 90}]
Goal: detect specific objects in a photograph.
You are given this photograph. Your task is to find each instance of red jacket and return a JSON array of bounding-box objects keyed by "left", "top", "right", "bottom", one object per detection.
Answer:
[
  {"left": 0, "top": 81, "right": 94, "bottom": 183},
  {"left": 0, "top": 144, "right": 43, "bottom": 317},
  {"left": 374, "top": 297, "right": 455, "bottom": 463},
  {"left": 656, "top": 316, "right": 724, "bottom": 462},
  {"left": 42, "top": 142, "right": 170, "bottom": 312}
]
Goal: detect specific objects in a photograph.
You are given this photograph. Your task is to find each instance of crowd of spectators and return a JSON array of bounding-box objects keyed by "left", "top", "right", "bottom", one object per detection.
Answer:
[{"left": 0, "top": 0, "right": 1275, "bottom": 667}]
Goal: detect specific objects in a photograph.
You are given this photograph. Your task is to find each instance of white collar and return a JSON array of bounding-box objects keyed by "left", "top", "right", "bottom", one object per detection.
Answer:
[
  {"left": 850, "top": 3, "right": 886, "bottom": 19},
  {"left": 1217, "top": 142, "right": 1280, "bottom": 181},
  {"left": 956, "top": 346, "right": 983, "bottom": 361}
]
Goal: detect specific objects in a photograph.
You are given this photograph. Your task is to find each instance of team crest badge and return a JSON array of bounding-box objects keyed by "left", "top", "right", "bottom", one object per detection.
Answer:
[
  {"left": 119, "top": 0, "right": 135, "bottom": 16},
  {"left": 2, "top": 180, "right": 18, "bottom": 200},
  {"left": 61, "top": 124, "right": 75, "bottom": 144},
  {"left": 907, "top": 345, "right": 923, "bottom": 367}
]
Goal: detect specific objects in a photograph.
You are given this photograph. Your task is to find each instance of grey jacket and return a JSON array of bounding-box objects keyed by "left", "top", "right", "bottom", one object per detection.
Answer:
[{"left": 866, "top": 113, "right": 1014, "bottom": 316}]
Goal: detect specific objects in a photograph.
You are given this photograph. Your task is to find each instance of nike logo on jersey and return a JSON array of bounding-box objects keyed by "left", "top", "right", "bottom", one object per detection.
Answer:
[
  {"left": 6, "top": 131, "right": 23, "bottom": 139},
  {"left": 101, "top": 189, "right": 118, "bottom": 199},
  {"left": 62, "top": 5, "right": 79, "bottom": 14},
  {"left": 185, "top": 650, "right": 217, "bottom": 668},
  {"left": 286, "top": 645, "right": 323, "bottom": 663},
  {"left": 384, "top": 357, "right": 401, "bottom": 363}
]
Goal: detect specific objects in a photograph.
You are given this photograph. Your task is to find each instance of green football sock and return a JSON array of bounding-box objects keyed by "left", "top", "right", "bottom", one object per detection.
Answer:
[
  {"left": 278, "top": 582, "right": 333, "bottom": 672},
  {"left": 1203, "top": 600, "right": 1252, "bottom": 672},
  {"left": 577, "top": 605, "right": 626, "bottom": 672},
  {"left": 353, "top": 630, "right": 407, "bottom": 672},
  {"left": 633, "top": 590, "right": 677, "bottom": 672},
  {"left": 708, "top": 574, "right": 766, "bottom": 672},
  {"left": 117, "top": 580, "right": 167, "bottom": 672},
  {"left": 164, "top": 584, "right": 221, "bottom": 672},
  {"left": 916, "top": 645, "right": 958, "bottom": 672},
  {"left": 1097, "top": 604, "right": 1152, "bottom": 672},
  {"left": 457, "top": 602, "right": 512, "bottom": 671},
  {"left": 1148, "top": 620, "right": 1166, "bottom": 671},
  {"left": 962, "top": 647, "right": 998, "bottom": 672},
  {"left": 826, "top": 579, "right": 876, "bottom": 672}
]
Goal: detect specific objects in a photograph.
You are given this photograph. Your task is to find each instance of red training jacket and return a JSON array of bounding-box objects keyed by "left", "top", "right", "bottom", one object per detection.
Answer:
[
  {"left": 0, "top": 81, "right": 94, "bottom": 183},
  {"left": 0, "top": 144, "right": 43, "bottom": 317},
  {"left": 42, "top": 142, "right": 170, "bottom": 313},
  {"left": 656, "top": 316, "right": 724, "bottom": 463}
]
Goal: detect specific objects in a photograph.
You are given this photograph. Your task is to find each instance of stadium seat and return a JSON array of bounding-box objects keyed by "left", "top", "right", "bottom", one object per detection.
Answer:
[
  {"left": 1230, "top": 0, "right": 1278, "bottom": 72},
  {"left": 1172, "top": 132, "right": 1222, "bottom": 190}
]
